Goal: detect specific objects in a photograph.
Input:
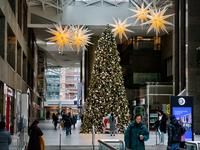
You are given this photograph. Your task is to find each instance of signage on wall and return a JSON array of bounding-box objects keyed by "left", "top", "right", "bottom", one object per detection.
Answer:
[
  {"left": 171, "top": 96, "right": 194, "bottom": 141},
  {"left": 140, "top": 98, "right": 145, "bottom": 105},
  {"left": 167, "top": 104, "right": 170, "bottom": 114},
  {"left": 7, "top": 87, "right": 13, "bottom": 96},
  {"left": 132, "top": 100, "right": 136, "bottom": 106}
]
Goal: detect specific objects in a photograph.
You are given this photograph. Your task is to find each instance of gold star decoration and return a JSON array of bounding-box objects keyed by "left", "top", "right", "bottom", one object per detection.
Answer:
[
  {"left": 128, "top": 2, "right": 152, "bottom": 29},
  {"left": 71, "top": 25, "right": 93, "bottom": 53},
  {"left": 110, "top": 17, "right": 134, "bottom": 43},
  {"left": 46, "top": 22, "right": 73, "bottom": 54},
  {"left": 142, "top": 6, "right": 174, "bottom": 37}
]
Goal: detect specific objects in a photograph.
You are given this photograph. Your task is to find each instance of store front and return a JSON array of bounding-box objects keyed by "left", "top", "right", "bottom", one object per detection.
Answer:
[
  {"left": 132, "top": 82, "right": 173, "bottom": 131},
  {"left": 4, "top": 85, "right": 15, "bottom": 134}
]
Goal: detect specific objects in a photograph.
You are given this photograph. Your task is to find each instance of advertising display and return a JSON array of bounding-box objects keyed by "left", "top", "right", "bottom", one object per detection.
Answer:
[{"left": 171, "top": 96, "right": 193, "bottom": 141}]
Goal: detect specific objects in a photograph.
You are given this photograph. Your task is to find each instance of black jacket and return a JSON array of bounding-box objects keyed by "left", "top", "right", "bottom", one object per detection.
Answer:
[
  {"left": 168, "top": 118, "right": 186, "bottom": 147},
  {"left": 64, "top": 116, "right": 72, "bottom": 127},
  {"left": 159, "top": 114, "right": 167, "bottom": 133},
  {"left": 28, "top": 125, "right": 43, "bottom": 150}
]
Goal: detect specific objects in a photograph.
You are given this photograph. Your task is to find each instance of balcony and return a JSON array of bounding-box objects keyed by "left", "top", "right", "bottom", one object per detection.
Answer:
[
  {"left": 66, "top": 89, "right": 78, "bottom": 93},
  {"left": 65, "top": 79, "right": 80, "bottom": 83}
]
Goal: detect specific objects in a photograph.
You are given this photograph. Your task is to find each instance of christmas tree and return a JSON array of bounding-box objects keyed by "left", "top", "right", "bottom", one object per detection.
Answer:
[{"left": 80, "top": 25, "right": 130, "bottom": 133}]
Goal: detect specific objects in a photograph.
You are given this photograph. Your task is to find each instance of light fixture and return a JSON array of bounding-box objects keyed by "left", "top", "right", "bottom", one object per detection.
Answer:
[
  {"left": 46, "top": 22, "right": 73, "bottom": 54},
  {"left": 128, "top": 2, "right": 152, "bottom": 29},
  {"left": 142, "top": 6, "right": 174, "bottom": 37},
  {"left": 109, "top": 17, "right": 134, "bottom": 43},
  {"left": 71, "top": 25, "right": 93, "bottom": 54}
]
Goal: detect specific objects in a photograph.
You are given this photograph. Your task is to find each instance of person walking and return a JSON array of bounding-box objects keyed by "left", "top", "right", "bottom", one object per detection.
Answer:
[
  {"left": 125, "top": 114, "right": 149, "bottom": 150},
  {"left": 0, "top": 122, "right": 12, "bottom": 150},
  {"left": 46, "top": 111, "right": 50, "bottom": 120},
  {"left": 108, "top": 113, "right": 116, "bottom": 136},
  {"left": 167, "top": 115, "right": 186, "bottom": 150},
  {"left": 64, "top": 113, "right": 72, "bottom": 136},
  {"left": 28, "top": 120, "right": 43, "bottom": 150},
  {"left": 156, "top": 110, "right": 167, "bottom": 145},
  {"left": 53, "top": 114, "right": 58, "bottom": 129},
  {"left": 72, "top": 115, "right": 76, "bottom": 129}
]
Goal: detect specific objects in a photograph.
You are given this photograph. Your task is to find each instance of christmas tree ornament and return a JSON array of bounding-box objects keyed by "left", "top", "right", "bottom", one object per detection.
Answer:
[{"left": 110, "top": 18, "right": 134, "bottom": 43}]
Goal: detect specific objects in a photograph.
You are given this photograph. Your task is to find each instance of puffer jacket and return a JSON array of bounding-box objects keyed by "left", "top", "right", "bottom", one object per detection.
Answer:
[
  {"left": 124, "top": 121, "right": 149, "bottom": 150},
  {"left": 0, "top": 129, "right": 12, "bottom": 150},
  {"left": 168, "top": 118, "right": 186, "bottom": 147}
]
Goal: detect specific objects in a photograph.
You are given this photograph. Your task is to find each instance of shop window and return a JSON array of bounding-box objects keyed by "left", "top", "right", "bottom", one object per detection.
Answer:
[
  {"left": 18, "top": 0, "right": 22, "bottom": 29},
  {"left": 167, "top": 57, "right": 173, "bottom": 77},
  {"left": 17, "top": 41, "right": 22, "bottom": 76},
  {"left": 8, "top": 0, "right": 16, "bottom": 16},
  {"left": 133, "top": 73, "right": 160, "bottom": 84},
  {"left": 0, "top": 12, "right": 5, "bottom": 59},
  {"left": 23, "top": 53, "right": 27, "bottom": 82},
  {"left": 7, "top": 24, "right": 16, "bottom": 70}
]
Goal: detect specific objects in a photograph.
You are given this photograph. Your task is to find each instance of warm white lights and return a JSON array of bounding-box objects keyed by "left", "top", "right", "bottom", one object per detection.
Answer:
[
  {"left": 110, "top": 17, "right": 134, "bottom": 43},
  {"left": 46, "top": 23, "right": 93, "bottom": 54},
  {"left": 142, "top": 6, "right": 174, "bottom": 37},
  {"left": 128, "top": 1, "right": 152, "bottom": 29}
]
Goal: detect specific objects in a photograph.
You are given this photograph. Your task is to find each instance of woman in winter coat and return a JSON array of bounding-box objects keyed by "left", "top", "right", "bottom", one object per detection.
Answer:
[
  {"left": 28, "top": 120, "right": 43, "bottom": 150},
  {"left": 157, "top": 110, "right": 167, "bottom": 145},
  {"left": 108, "top": 113, "right": 116, "bottom": 136},
  {"left": 0, "top": 122, "right": 12, "bottom": 150}
]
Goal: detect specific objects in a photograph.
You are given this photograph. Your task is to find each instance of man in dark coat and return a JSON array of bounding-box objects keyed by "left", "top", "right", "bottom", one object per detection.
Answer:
[
  {"left": 64, "top": 113, "right": 72, "bottom": 136},
  {"left": 157, "top": 110, "right": 167, "bottom": 145},
  {"left": 167, "top": 115, "right": 186, "bottom": 150},
  {"left": 28, "top": 120, "right": 43, "bottom": 150},
  {"left": 124, "top": 114, "right": 149, "bottom": 150}
]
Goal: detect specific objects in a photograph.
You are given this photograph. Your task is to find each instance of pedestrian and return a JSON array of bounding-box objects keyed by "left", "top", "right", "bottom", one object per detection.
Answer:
[
  {"left": 0, "top": 122, "right": 12, "bottom": 150},
  {"left": 108, "top": 113, "right": 116, "bottom": 136},
  {"left": 124, "top": 114, "right": 149, "bottom": 150},
  {"left": 53, "top": 114, "right": 58, "bottom": 129},
  {"left": 68, "top": 112, "right": 72, "bottom": 134},
  {"left": 156, "top": 110, "right": 167, "bottom": 145},
  {"left": 167, "top": 115, "right": 186, "bottom": 150},
  {"left": 46, "top": 110, "right": 50, "bottom": 120},
  {"left": 81, "top": 114, "right": 84, "bottom": 123},
  {"left": 28, "top": 120, "right": 43, "bottom": 150},
  {"left": 64, "top": 113, "right": 72, "bottom": 136},
  {"left": 72, "top": 115, "right": 76, "bottom": 128}
]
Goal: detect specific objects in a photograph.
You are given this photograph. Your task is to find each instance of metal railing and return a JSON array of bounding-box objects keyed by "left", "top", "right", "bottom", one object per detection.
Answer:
[
  {"left": 17, "top": 127, "right": 28, "bottom": 150},
  {"left": 98, "top": 140, "right": 125, "bottom": 150},
  {"left": 59, "top": 120, "right": 62, "bottom": 150},
  {"left": 92, "top": 125, "right": 95, "bottom": 150}
]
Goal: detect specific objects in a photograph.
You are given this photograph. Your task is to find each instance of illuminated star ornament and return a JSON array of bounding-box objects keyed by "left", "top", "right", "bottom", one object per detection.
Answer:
[
  {"left": 71, "top": 25, "right": 93, "bottom": 53},
  {"left": 142, "top": 6, "right": 174, "bottom": 37},
  {"left": 46, "top": 22, "right": 73, "bottom": 54},
  {"left": 129, "top": 2, "right": 152, "bottom": 29},
  {"left": 110, "top": 17, "right": 134, "bottom": 43}
]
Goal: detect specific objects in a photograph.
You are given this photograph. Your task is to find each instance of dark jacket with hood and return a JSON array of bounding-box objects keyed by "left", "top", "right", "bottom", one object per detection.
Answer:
[
  {"left": 64, "top": 116, "right": 72, "bottom": 127},
  {"left": 124, "top": 121, "right": 149, "bottom": 150},
  {"left": 158, "top": 113, "right": 167, "bottom": 133},
  {"left": 168, "top": 118, "right": 186, "bottom": 147},
  {"left": 28, "top": 125, "right": 43, "bottom": 150}
]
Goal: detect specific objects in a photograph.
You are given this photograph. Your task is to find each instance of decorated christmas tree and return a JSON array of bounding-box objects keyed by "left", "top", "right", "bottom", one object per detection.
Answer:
[{"left": 80, "top": 25, "right": 130, "bottom": 133}]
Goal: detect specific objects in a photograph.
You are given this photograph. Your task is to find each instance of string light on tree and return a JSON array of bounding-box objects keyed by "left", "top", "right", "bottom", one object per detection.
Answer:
[
  {"left": 142, "top": 6, "right": 174, "bottom": 37},
  {"left": 46, "top": 22, "right": 73, "bottom": 54},
  {"left": 128, "top": 2, "right": 152, "bottom": 29},
  {"left": 110, "top": 17, "right": 134, "bottom": 43}
]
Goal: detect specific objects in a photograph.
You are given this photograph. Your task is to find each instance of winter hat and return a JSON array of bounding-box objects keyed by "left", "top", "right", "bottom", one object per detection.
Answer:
[
  {"left": 33, "top": 120, "right": 39, "bottom": 125},
  {"left": 170, "top": 115, "right": 175, "bottom": 120}
]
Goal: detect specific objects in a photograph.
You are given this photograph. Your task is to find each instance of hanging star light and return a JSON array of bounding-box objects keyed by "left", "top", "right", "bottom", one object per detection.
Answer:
[
  {"left": 46, "top": 22, "right": 73, "bottom": 54},
  {"left": 110, "top": 17, "right": 134, "bottom": 43},
  {"left": 71, "top": 25, "right": 93, "bottom": 53},
  {"left": 142, "top": 6, "right": 174, "bottom": 37},
  {"left": 128, "top": 1, "right": 152, "bottom": 29}
]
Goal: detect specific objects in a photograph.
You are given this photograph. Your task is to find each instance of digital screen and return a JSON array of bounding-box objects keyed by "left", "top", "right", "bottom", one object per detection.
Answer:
[{"left": 172, "top": 107, "right": 192, "bottom": 141}]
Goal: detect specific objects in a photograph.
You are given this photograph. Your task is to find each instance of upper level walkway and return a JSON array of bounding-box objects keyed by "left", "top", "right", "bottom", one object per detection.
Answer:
[{"left": 10, "top": 119, "right": 200, "bottom": 150}]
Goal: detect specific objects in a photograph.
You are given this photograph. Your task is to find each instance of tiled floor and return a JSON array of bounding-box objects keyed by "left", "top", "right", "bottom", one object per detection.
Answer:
[{"left": 9, "top": 119, "right": 200, "bottom": 150}]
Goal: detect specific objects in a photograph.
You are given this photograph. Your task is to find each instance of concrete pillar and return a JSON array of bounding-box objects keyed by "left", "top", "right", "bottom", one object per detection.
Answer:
[{"left": 186, "top": 0, "right": 200, "bottom": 134}]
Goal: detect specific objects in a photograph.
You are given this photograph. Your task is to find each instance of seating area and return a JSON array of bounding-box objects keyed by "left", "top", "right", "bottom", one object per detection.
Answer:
[{"left": 102, "top": 115, "right": 118, "bottom": 134}]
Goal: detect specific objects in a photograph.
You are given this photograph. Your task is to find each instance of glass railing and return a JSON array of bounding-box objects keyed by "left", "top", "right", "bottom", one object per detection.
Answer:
[{"left": 98, "top": 140, "right": 125, "bottom": 150}]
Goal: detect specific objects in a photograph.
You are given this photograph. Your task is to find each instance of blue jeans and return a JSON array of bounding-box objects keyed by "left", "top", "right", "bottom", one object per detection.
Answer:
[
  {"left": 158, "top": 126, "right": 164, "bottom": 143},
  {"left": 66, "top": 127, "right": 71, "bottom": 134},
  {"left": 167, "top": 143, "right": 180, "bottom": 150}
]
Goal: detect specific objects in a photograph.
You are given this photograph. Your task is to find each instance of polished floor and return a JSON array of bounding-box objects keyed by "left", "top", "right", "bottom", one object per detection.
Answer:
[{"left": 9, "top": 119, "right": 200, "bottom": 150}]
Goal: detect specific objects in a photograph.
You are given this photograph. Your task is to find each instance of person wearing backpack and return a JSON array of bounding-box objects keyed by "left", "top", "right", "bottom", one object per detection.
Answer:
[
  {"left": 124, "top": 114, "right": 149, "bottom": 150},
  {"left": 167, "top": 115, "right": 186, "bottom": 150}
]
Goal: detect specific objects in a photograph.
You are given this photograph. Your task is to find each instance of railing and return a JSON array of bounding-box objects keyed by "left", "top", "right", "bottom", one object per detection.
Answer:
[
  {"left": 17, "top": 127, "right": 28, "bottom": 150},
  {"left": 98, "top": 140, "right": 125, "bottom": 150},
  {"left": 59, "top": 125, "right": 62, "bottom": 150}
]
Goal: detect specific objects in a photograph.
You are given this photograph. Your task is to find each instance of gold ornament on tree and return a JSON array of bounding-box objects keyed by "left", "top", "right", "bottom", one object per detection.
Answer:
[{"left": 109, "top": 18, "right": 134, "bottom": 43}]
